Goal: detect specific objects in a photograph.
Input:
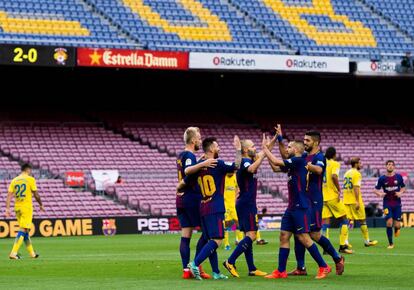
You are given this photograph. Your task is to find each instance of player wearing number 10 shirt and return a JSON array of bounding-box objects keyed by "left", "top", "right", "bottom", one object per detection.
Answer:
[{"left": 183, "top": 136, "right": 242, "bottom": 280}]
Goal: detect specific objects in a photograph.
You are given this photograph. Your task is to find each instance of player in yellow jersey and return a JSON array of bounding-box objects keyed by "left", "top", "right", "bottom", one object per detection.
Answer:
[
  {"left": 322, "top": 147, "right": 352, "bottom": 254},
  {"left": 223, "top": 172, "right": 244, "bottom": 250},
  {"left": 5, "top": 164, "right": 45, "bottom": 259},
  {"left": 343, "top": 158, "right": 377, "bottom": 247}
]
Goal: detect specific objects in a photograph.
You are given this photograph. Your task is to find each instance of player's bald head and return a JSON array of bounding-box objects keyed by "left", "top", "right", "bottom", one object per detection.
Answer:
[
  {"left": 241, "top": 139, "right": 256, "bottom": 158},
  {"left": 287, "top": 140, "right": 305, "bottom": 157},
  {"left": 291, "top": 140, "right": 305, "bottom": 152},
  {"left": 241, "top": 139, "right": 254, "bottom": 151}
]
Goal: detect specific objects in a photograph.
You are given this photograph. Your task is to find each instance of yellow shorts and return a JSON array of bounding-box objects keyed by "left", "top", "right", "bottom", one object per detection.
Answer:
[
  {"left": 344, "top": 204, "right": 366, "bottom": 221},
  {"left": 322, "top": 199, "right": 347, "bottom": 219},
  {"left": 15, "top": 207, "right": 33, "bottom": 229},
  {"left": 224, "top": 207, "right": 238, "bottom": 222}
]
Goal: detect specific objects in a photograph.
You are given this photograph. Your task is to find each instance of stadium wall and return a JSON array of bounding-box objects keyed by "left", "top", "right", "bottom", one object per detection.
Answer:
[
  {"left": 1, "top": 214, "right": 413, "bottom": 238},
  {"left": 1, "top": 57, "right": 411, "bottom": 112}
]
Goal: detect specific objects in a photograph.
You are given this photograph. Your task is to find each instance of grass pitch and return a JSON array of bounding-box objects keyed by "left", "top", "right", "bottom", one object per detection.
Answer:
[{"left": 0, "top": 228, "right": 413, "bottom": 289}]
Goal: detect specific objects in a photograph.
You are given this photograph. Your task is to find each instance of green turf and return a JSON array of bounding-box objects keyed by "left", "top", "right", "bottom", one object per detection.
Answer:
[{"left": 0, "top": 228, "right": 413, "bottom": 289}]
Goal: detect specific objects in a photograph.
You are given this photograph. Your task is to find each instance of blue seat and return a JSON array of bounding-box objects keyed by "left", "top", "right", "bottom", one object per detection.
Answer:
[{"left": 0, "top": 0, "right": 413, "bottom": 59}]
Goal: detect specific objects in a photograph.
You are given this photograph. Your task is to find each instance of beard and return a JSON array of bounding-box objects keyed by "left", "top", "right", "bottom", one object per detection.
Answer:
[
  {"left": 194, "top": 144, "right": 200, "bottom": 151},
  {"left": 248, "top": 151, "right": 256, "bottom": 159},
  {"left": 387, "top": 169, "right": 393, "bottom": 173},
  {"left": 214, "top": 152, "right": 219, "bottom": 159},
  {"left": 305, "top": 145, "right": 312, "bottom": 152}
]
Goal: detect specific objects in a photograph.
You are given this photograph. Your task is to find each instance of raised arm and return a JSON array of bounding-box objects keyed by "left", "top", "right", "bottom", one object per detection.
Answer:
[
  {"left": 274, "top": 125, "right": 289, "bottom": 159},
  {"left": 262, "top": 134, "right": 286, "bottom": 167},
  {"left": 234, "top": 135, "right": 242, "bottom": 169},
  {"left": 269, "top": 162, "right": 282, "bottom": 173},
  {"left": 247, "top": 151, "right": 266, "bottom": 174}
]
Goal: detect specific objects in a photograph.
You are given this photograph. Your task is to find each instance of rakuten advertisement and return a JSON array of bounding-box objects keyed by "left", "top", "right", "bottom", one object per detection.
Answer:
[
  {"left": 190, "top": 53, "right": 273, "bottom": 70},
  {"left": 356, "top": 61, "right": 398, "bottom": 75},
  {"left": 278, "top": 55, "right": 349, "bottom": 73},
  {"left": 190, "top": 53, "right": 349, "bottom": 73}
]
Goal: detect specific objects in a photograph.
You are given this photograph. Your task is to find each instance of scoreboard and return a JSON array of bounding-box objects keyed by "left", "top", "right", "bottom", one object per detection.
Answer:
[{"left": 0, "top": 44, "right": 76, "bottom": 67}]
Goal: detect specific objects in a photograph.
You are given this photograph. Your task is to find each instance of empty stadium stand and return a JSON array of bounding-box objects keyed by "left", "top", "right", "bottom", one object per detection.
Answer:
[
  {"left": 122, "top": 122, "right": 414, "bottom": 214},
  {"left": 0, "top": 0, "right": 135, "bottom": 47},
  {"left": 0, "top": 179, "right": 137, "bottom": 218},
  {"left": 1, "top": 0, "right": 414, "bottom": 59},
  {"left": 86, "top": 0, "right": 286, "bottom": 53},
  {"left": 1, "top": 117, "right": 413, "bottom": 218},
  {"left": 231, "top": 0, "right": 414, "bottom": 59}
]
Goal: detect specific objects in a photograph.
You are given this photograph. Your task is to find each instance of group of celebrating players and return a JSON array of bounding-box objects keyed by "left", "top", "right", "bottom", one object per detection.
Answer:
[
  {"left": 3, "top": 123, "right": 404, "bottom": 275},
  {"left": 175, "top": 125, "right": 406, "bottom": 281}
]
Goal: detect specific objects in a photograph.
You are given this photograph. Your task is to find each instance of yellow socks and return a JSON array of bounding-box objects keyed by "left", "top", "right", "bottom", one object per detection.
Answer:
[
  {"left": 224, "top": 230, "right": 230, "bottom": 247},
  {"left": 25, "top": 236, "right": 36, "bottom": 257},
  {"left": 236, "top": 230, "right": 244, "bottom": 242},
  {"left": 360, "top": 224, "right": 370, "bottom": 243},
  {"left": 11, "top": 231, "right": 25, "bottom": 255},
  {"left": 256, "top": 230, "right": 262, "bottom": 241},
  {"left": 340, "top": 224, "right": 348, "bottom": 246}
]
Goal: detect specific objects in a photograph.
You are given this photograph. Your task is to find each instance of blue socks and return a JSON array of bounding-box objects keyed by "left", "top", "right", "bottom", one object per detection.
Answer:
[
  {"left": 278, "top": 247, "right": 290, "bottom": 272},
  {"left": 180, "top": 237, "right": 191, "bottom": 269},
  {"left": 16, "top": 231, "right": 25, "bottom": 239},
  {"left": 386, "top": 227, "right": 393, "bottom": 245},
  {"left": 307, "top": 243, "right": 327, "bottom": 268},
  {"left": 317, "top": 235, "right": 341, "bottom": 262},
  {"left": 208, "top": 248, "right": 220, "bottom": 273},
  {"left": 195, "top": 235, "right": 207, "bottom": 258},
  {"left": 294, "top": 236, "right": 306, "bottom": 269},
  {"left": 228, "top": 236, "right": 253, "bottom": 265},
  {"left": 194, "top": 240, "right": 218, "bottom": 267},
  {"left": 244, "top": 241, "right": 257, "bottom": 272}
]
